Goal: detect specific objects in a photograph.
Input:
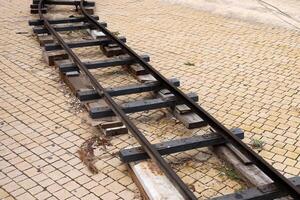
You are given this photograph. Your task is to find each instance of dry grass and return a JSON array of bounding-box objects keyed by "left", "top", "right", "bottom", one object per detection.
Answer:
[{"left": 78, "top": 136, "right": 111, "bottom": 174}]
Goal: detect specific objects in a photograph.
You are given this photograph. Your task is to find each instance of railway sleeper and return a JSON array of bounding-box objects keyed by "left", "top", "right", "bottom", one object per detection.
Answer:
[
  {"left": 29, "top": 15, "right": 100, "bottom": 26},
  {"left": 60, "top": 70, "right": 188, "bottom": 134},
  {"left": 59, "top": 69, "right": 128, "bottom": 135},
  {"left": 87, "top": 30, "right": 125, "bottom": 57},
  {"left": 100, "top": 43, "right": 125, "bottom": 57},
  {"left": 30, "top": 4, "right": 47, "bottom": 9},
  {"left": 42, "top": 49, "right": 69, "bottom": 66},
  {"left": 126, "top": 64, "right": 148, "bottom": 76},
  {"left": 85, "top": 100, "right": 128, "bottom": 136},
  {"left": 38, "top": 35, "right": 54, "bottom": 46},
  {"left": 86, "top": 31, "right": 126, "bottom": 57},
  {"left": 44, "top": 36, "right": 126, "bottom": 51},
  {"left": 104, "top": 125, "right": 128, "bottom": 136},
  {"left": 88, "top": 30, "right": 122, "bottom": 39},
  {"left": 137, "top": 74, "right": 157, "bottom": 82},
  {"left": 126, "top": 62, "right": 205, "bottom": 129},
  {"left": 125, "top": 64, "right": 156, "bottom": 82},
  {"left": 32, "top": 0, "right": 95, "bottom": 7},
  {"left": 36, "top": 29, "right": 107, "bottom": 46},
  {"left": 60, "top": 70, "right": 92, "bottom": 94},
  {"left": 157, "top": 89, "right": 207, "bottom": 128},
  {"left": 60, "top": 67, "right": 180, "bottom": 100},
  {"left": 78, "top": 6, "right": 95, "bottom": 15},
  {"left": 60, "top": 71, "right": 180, "bottom": 135},
  {"left": 88, "top": 29, "right": 106, "bottom": 39},
  {"left": 56, "top": 68, "right": 188, "bottom": 132},
  {"left": 89, "top": 92, "right": 199, "bottom": 118},
  {"left": 119, "top": 128, "right": 244, "bottom": 162},
  {"left": 78, "top": 78, "right": 180, "bottom": 101},
  {"left": 31, "top": 7, "right": 47, "bottom": 14},
  {"left": 59, "top": 54, "right": 150, "bottom": 72},
  {"left": 59, "top": 67, "right": 179, "bottom": 101},
  {"left": 33, "top": 23, "right": 98, "bottom": 34},
  {"left": 212, "top": 176, "right": 300, "bottom": 200}
]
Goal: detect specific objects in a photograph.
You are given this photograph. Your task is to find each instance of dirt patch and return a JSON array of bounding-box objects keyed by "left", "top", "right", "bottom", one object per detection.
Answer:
[{"left": 78, "top": 136, "right": 111, "bottom": 174}]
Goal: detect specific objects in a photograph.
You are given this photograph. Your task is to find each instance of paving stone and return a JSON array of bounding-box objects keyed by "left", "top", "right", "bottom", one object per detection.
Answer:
[
  {"left": 15, "top": 192, "right": 35, "bottom": 200},
  {"left": 90, "top": 185, "right": 109, "bottom": 196},
  {"left": 100, "top": 191, "right": 119, "bottom": 200}
]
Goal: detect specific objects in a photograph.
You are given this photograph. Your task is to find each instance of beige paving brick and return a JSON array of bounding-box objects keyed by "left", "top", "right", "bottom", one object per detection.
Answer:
[
  {"left": 272, "top": 154, "right": 286, "bottom": 163},
  {"left": 90, "top": 185, "right": 108, "bottom": 196},
  {"left": 118, "top": 176, "right": 133, "bottom": 186},
  {"left": 48, "top": 196, "right": 59, "bottom": 200},
  {"left": 283, "top": 158, "right": 297, "bottom": 166},
  {"left": 15, "top": 192, "right": 35, "bottom": 200},
  {"left": 83, "top": 180, "right": 99, "bottom": 190},
  {"left": 2, "top": 181, "right": 20, "bottom": 193},
  {"left": 271, "top": 146, "right": 287, "bottom": 156},
  {"left": 101, "top": 191, "right": 119, "bottom": 200},
  {"left": 64, "top": 181, "right": 80, "bottom": 192},
  {"left": 71, "top": 187, "right": 90, "bottom": 198},
  {"left": 53, "top": 189, "right": 73, "bottom": 199},
  {"left": 106, "top": 181, "right": 126, "bottom": 193},
  {"left": 10, "top": 188, "right": 26, "bottom": 198},
  {"left": 18, "top": 178, "right": 37, "bottom": 190},
  {"left": 28, "top": 185, "right": 44, "bottom": 196},
  {"left": 81, "top": 193, "right": 99, "bottom": 200},
  {"left": 35, "top": 191, "right": 52, "bottom": 200},
  {"left": 47, "top": 183, "right": 63, "bottom": 193},
  {"left": 0, "top": 188, "right": 10, "bottom": 199},
  {"left": 285, "top": 151, "right": 299, "bottom": 160},
  {"left": 284, "top": 166, "right": 300, "bottom": 176},
  {"left": 118, "top": 189, "right": 135, "bottom": 199}
]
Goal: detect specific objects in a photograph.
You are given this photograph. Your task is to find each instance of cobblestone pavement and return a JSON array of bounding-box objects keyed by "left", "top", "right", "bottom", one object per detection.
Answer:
[{"left": 0, "top": 0, "right": 299, "bottom": 199}]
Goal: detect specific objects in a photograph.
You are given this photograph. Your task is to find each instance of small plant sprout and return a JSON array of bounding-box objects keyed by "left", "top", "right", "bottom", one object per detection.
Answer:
[
  {"left": 220, "top": 166, "right": 241, "bottom": 181},
  {"left": 184, "top": 61, "right": 195, "bottom": 66},
  {"left": 251, "top": 138, "right": 265, "bottom": 149},
  {"left": 113, "top": 31, "right": 120, "bottom": 36}
]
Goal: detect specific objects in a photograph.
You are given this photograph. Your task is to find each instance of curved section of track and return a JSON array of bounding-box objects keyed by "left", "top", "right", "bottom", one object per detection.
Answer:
[{"left": 37, "top": 0, "right": 300, "bottom": 199}]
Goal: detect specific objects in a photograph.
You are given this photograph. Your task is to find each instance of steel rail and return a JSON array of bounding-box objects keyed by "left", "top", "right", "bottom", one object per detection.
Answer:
[
  {"left": 38, "top": 0, "right": 197, "bottom": 199},
  {"left": 78, "top": 0, "right": 300, "bottom": 198}
]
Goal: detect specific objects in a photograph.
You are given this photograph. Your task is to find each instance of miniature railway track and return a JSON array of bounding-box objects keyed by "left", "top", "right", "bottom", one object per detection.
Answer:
[{"left": 29, "top": 0, "right": 300, "bottom": 199}]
